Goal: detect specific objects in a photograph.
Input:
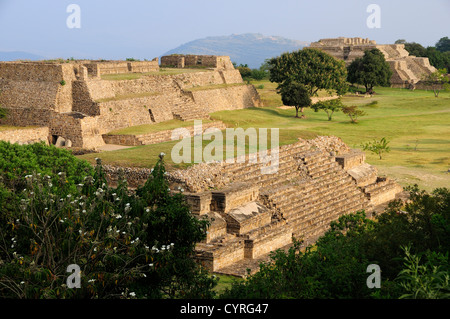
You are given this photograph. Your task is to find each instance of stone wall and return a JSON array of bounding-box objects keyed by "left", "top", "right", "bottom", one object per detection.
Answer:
[
  {"left": 0, "top": 127, "right": 49, "bottom": 145},
  {"left": 103, "top": 121, "right": 227, "bottom": 146},
  {"left": 0, "top": 58, "right": 261, "bottom": 149},
  {"left": 82, "top": 59, "right": 159, "bottom": 77},
  {"left": 190, "top": 85, "right": 262, "bottom": 112},
  {"left": 161, "top": 55, "right": 234, "bottom": 70}
]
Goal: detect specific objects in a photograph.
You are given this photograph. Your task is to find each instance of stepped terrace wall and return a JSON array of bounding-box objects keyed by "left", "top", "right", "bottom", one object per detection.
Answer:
[
  {"left": 0, "top": 62, "right": 76, "bottom": 116},
  {"left": 0, "top": 58, "right": 261, "bottom": 150},
  {"left": 161, "top": 55, "right": 234, "bottom": 70},
  {"left": 103, "top": 121, "right": 227, "bottom": 146}
]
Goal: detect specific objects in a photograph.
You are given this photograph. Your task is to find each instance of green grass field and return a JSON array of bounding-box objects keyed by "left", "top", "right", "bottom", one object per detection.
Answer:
[{"left": 78, "top": 81, "right": 450, "bottom": 191}]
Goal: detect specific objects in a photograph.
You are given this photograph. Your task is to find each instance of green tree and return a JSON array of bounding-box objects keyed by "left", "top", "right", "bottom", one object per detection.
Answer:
[
  {"left": 436, "top": 37, "right": 450, "bottom": 53},
  {"left": 237, "top": 64, "right": 252, "bottom": 78},
  {"left": 278, "top": 80, "right": 312, "bottom": 118},
  {"left": 268, "top": 48, "right": 348, "bottom": 97},
  {"left": 347, "top": 48, "right": 393, "bottom": 94},
  {"left": 342, "top": 105, "right": 366, "bottom": 123},
  {"left": 361, "top": 137, "right": 391, "bottom": 160},
  {"left": 250, "top": 69, "right": 267, "bottom": 80},
  {"left": 311, "top": 98, "right": 344, "bottom": 121},
  {"left": 422, "top": 68, "right": 450, "bottom": 97}
]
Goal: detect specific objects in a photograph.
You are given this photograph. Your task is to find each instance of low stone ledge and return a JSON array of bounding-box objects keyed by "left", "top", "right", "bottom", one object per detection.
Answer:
[
  {"left": 102, "top": 120, "right": 227, "bottom": 146},
  {"left": 0, "top": 126, "right": 49, "bottom": 145}
]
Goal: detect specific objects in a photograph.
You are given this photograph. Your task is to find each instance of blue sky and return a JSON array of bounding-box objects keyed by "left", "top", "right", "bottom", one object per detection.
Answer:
[{"left": 0, "top": 0, "right": 449, "bottom": 60}]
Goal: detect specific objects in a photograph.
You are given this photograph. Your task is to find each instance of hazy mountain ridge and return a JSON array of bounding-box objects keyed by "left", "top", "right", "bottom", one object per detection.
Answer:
[
  {"left": 0, "top": 51, "right": 45, "bottom": 62},
  {"left": 163, "top": 33, "right": 309, "bottom": 69}
]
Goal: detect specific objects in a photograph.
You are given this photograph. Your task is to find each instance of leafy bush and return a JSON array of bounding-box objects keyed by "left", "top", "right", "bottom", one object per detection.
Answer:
[
  {"left": 361, "top": 137, "right": 391, "bottom": 159},
  {"left": 237, "top": 64, "right": 252, "bottom": 78},
  {"left": 342, "top": 105, "right": 367, "bottom": 123},
  {"left": 250, "top": 69, "right": 267, "bottom": 80},
  {"left": 311, "top": 98, "right": 344, "bottom": 121},
  {"left": 396, "top": 246, "right": 450, "bottom": 299},
  {"left": 0, "top": 143, "right": 217, "bottom": 299}
]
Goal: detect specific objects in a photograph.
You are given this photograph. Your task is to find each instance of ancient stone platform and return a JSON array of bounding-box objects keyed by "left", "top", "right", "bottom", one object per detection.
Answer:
[{"left": 165, "top": 136, "right": 404, "bottom": 276}]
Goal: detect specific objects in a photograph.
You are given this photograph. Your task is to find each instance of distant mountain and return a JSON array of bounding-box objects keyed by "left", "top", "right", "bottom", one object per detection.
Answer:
[
  {"left": 0, "top": 51, "right": 45, "bottom": 61},
  {"left": 162, "top": 33, "right": 310, "bottom": 69}
]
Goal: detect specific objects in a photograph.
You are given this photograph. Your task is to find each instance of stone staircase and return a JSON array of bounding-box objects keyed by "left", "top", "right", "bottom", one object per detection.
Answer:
[
  {"left": 182, "top": 138, "right": 403, "bottom": 276},
  {"left": 171, "top": 93, "right": 210, "bottom": 121}
]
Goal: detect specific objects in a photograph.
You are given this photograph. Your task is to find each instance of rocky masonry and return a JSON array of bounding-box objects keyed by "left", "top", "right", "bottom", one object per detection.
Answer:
[
  {"left": 310, "top": 37, "right": 436, "bottom": 88},
  {"left": 102, "top": 136, "right": 404, "bottom": 277},
  {"left": 0, "top": 56, "right": 261, "bottom": 148}
]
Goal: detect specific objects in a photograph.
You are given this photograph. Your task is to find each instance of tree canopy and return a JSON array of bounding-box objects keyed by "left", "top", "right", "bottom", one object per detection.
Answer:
[
  {"left": 347, "top": 48, "right": 393, "bottom": 93},
  {"left": 268, "top": 48, "right": 348, "bottom": 97},
  {"left": 278, "top": 80, "right": 312, "bottom": 118}
]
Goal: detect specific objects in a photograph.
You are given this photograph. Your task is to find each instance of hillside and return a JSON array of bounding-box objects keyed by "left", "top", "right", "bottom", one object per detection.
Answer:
[
  {"left": 162, "top": 33, "right": 309, "bottom": 69},
  {"left": 0, "top": 51, "right": 45, "bottom": 61}
]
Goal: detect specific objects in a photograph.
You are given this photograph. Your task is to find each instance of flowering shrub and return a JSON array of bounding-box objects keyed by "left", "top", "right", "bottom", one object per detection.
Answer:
[{"left": 0, "top": 143, "right": 216, "bottom": 299}]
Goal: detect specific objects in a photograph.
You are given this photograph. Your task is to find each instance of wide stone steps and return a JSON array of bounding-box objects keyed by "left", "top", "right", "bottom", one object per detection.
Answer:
[
  {"left": 291, "top": 195, "right": 367, "bottom": 241},
  {"left": 286, "top": 189, "right": 366, "bottom": 224},
  {"left": 221, "top": 142, "right": 310, "bottom": 175},
  {"left": 280, "top": 183, "right": 364, "bottom": 221}
]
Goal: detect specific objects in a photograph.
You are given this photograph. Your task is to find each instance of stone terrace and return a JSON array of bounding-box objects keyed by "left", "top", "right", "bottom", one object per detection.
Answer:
[{"left": 103, "top": 136, "right": 404, "bottom": 277}]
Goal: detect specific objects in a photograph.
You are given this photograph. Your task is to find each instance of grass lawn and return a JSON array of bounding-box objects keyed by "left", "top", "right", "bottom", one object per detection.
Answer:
[
  {"left": 107, "top": 119, "right": 214, "bottom": 136},
  {"left": 77, "top": 81, "right": 450, "bottom": 191},
  {"left": 100, "top": 68, "right": 213, "bottom": 81},
  {"left": 186, "top": 83, "right": 247, "bottom": 92}
]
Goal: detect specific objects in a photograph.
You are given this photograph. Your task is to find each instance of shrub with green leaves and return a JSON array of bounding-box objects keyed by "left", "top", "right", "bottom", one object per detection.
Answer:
[
  {"left": 311, "top": 98, "right": 344, "bottom": 121},
  {"left": 0, "top": 143, "right": 217, "bottom": 299},
  {"left": 361, "top": 137, "right": 391, "bottom": 160}
]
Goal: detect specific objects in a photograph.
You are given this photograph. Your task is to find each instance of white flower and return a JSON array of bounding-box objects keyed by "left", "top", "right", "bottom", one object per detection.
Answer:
[
  {"left": 20, "top": 281, "right": 25, "bottom": 285},
  {"left": 88, "top": 279, "right": 96, "bottom": 283},
  {"left": 129, "top": 292, "right": 136, "bottom": 297},
  {"left": 149, "top": 263, "right": 154, "bottom": 267},
  {"left": 116, "top": 214, "right": 122, "bottom": 219}
]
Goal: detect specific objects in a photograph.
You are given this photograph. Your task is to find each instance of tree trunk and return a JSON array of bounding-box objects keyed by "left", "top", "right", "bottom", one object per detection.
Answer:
[{"left": 295, "top": 107, "right": 299, "bottom": 118}]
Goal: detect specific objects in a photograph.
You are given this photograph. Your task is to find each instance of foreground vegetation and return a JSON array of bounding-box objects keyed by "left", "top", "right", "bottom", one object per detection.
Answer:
[
  {"left": 0, "top": 142, "right": 216, "bottom": 299},
  {"left": 0, "top": 142, "right": 448, "bottom": 299}
]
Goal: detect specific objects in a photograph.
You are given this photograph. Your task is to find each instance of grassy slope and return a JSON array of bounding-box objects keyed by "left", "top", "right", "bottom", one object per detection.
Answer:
[{"left": 78, "top": 81, "right": 450, "bottom": 191}]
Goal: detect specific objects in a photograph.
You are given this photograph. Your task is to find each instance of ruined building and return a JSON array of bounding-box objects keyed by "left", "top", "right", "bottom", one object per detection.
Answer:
[
  {"left": 310, "top": 37, "right": 436, "bottom": 88},
  {"left": 161, "top": 136, "right": 402, "bottom": 276},
  {"left": 0, "top": 56, "right": 261, "bottom": 148}
]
